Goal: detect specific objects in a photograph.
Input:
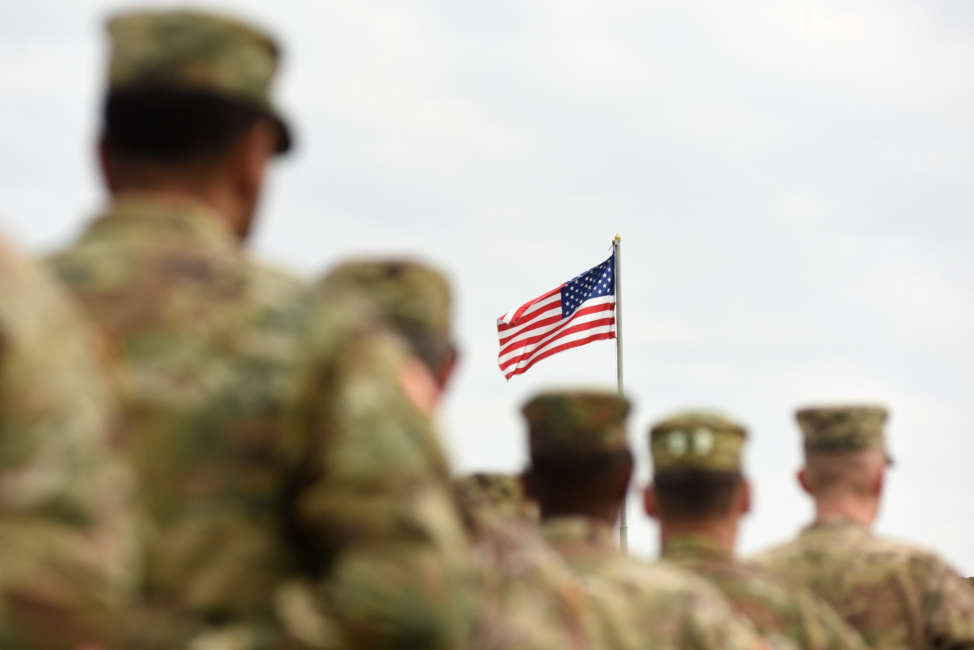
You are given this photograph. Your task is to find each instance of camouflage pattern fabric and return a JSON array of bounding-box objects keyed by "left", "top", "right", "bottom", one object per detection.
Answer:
[
  {"left": 650, "top": 410, "right": 747, "bottom": 473},
  {"left": 453, "top": 472, "right": 539, "bottom": 525},
  {"left": 317, "top": 265, "right": 584, "bottom": 650},
  {"left": 523, "top": 390, "right": 631, "bottom": 458},
  {"left": 795, "top": 405, "right": 891, "bottom": 460},
  {"left": 459, "top": 511, "right": 602, "bottom": 650},
  {"left": 751, "top": 520, "right": 974, "bottom": 649},
  {"left": 542, "top": 516, "right": 770, "bottom": 650},
  {"left": 662, "top": 535, "right": 867, "bottom": 650},
  {"left": 275, "top": 277, "right": 475, "bottom": 650},
  {"left": 107, "top": 9, "right": 291, "bottom": 151},
  {"left": 318, "top": 259, "right": 452, "bottom": 345},
  {"left": 50, "top": 197, "right": 475, "bottom": 649},
  {"left": 0, "top": 234, "right": 139, "bottom": 649}
]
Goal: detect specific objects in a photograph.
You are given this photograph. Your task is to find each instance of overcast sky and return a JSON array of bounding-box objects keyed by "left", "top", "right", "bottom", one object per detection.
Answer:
[{"left": 3, "top": 0, "right": 973, "bottom": 571}]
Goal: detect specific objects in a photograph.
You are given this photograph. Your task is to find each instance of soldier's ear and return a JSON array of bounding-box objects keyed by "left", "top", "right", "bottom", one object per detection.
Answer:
[
  {"left": 229, "top": 119, "right": 277, "bottom": 207},
  {"left": 797, "top": 467, "right": 812, "bottom": 495},
  {"left": 738, "top": 478, "right": 752, "bottom": 516},
  {"left": 872, "top": 465, "right": 884, "bottom": 498},
  {"left": 642, "top": 484, "right": 660, "bottom": 520},
  {"left": 433, "top": 346, "right": 459, "bottom": 393}
]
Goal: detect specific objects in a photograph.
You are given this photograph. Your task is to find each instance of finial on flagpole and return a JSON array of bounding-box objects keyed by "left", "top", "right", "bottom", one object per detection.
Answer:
[{"left": 614, "top": 233, "right": 621, "bottom": 243}]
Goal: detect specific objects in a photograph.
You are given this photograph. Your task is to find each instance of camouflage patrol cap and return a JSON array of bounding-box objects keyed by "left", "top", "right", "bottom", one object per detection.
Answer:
[
  {"left": 523, "top": 390, "right": 631, "bottom": 460},
  {"left": 650, "top": 410, "right": 747, "bottom": 474},
  {"left": 320, "top": 259, "right": 452, "bottom": 343},
  {"left": 453, "top": 472, "right": 538, "bottom": 521},
  {"left": 106, "top": 9, "right": 292, "bottom": 152},
  {"left": 796, "top": 404, "right": 892, "bottom": 462}
]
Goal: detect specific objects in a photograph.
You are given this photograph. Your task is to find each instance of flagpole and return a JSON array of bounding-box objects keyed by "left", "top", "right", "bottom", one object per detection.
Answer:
[{"left": 613, "top": 234, "right": 627, "bottom": 551}]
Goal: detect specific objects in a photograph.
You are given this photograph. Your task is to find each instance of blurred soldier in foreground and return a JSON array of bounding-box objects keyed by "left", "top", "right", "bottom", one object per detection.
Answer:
[
  {"left": 50, "top": 12, "right": 472, "bottom": 649},
  {"left": 319, "top": 261, "right": 602, "bottom": 650},
  {"left": 644, "top": 411, "right": 867, "bottom": 650},
  {"left": 751, "top": 406, "right": 974, "bottom": 649},
  {"left": 520, "top": 390, "right": 771, "bottom": 650},
  {"left": 0, "top": 235, "right": 138, "bottom": 649}
]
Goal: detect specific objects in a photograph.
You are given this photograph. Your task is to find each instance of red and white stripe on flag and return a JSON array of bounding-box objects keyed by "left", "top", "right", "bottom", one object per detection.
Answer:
[{"left": 496, "top": 254, "right": 616, "bottom": 380}]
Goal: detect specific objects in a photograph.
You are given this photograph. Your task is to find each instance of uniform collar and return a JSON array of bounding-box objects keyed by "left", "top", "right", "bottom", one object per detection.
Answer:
[
  {"left": 803, "top": 517, "right": 870, "bottom": 535},
  {"left": 661, "top": 533, "right": 732, "bottom": 563},
  {"left": 540, "top": 515, "right": 617, "bottom": 550},
  {"left": 83, "top": 194, "right": 240, "bottom": 256}
]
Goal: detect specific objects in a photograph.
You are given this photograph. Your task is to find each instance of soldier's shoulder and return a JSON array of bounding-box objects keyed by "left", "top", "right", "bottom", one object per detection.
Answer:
[
  {"left": 749, "top": 537, "right": 805, "bottom": 567},
  {"left": 850, "top": 531, "right": 955, "bottom": 575},
  {"left": 617, "top": 554, "right": 738, "bottom": 605},
  {"left": 871, "top": 534, "right": 974, "bottom": 594},
  {"left": 248, "top": 260, "right": 305, "bottom": 296},
  {"left": 244, "top": 260, "right": 308, "bottom": 323}
]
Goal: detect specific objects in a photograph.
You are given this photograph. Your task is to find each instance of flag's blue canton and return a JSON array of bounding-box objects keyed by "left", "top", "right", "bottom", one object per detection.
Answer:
[{"left": 560, "top": 254, "right": 615, "bottom": 318}]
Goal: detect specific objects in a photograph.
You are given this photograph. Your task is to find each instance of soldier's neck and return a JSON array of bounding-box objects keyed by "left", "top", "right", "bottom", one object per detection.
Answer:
[
  {"left": 658, "top": 517, "right": 738, "bottom": 556},
  {"left": 813, "top": 497, "right": 877, "bottom": 528},
  {"left": 540, "top": 502, "right": 619, "bottom": 527},
  {"left": 111, "top": 184, "right": 247, "bottom": 242}
]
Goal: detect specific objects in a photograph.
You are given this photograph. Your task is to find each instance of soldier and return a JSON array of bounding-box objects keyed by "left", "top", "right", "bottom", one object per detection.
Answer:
[
  {"left": 643, "top": 410, "right": 867, "bottom": 650},
  {"left": 520, "top": 390, "right": 772, "bottom": 650},
  {"left": 50, "top": 12, "right": 473, "bottom": 649},
  {"left": 750, "top": 405, "right": 974, "bottom": 649},
  {"left": 0, "top": 234, "right": 138, "bottom": 649},
  {"left": 316, "top": 260, "right": 603, "bottom": 650}
]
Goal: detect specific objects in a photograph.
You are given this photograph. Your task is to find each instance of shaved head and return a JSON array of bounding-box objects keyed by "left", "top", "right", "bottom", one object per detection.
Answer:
[{"left": 802, "top": 449, "right": 886, "bottom": 499}]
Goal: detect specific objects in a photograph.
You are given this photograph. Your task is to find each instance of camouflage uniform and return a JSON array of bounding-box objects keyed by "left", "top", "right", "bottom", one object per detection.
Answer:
[
  {"left": 461, "top": 510, "right": 602, "bottom": 650},
  {"left": 0, "top": 234, "right": 138, "bottom": 649},
  {"left": 650, "top": 411, "right": 867, "bottom": 650},
  {"left": 662, "top": 535, "right": 866, "bottom": 650},
  {"left": 751, "top": 406, "right": 974, "bottom": 650},
  {"left": 319, "top": 262, "right": 598, "bottom": 650},
  {"left": 51, "top": 12, "right": 474, "bottom": 649},
  {"left": 524, "top": 391, "right": 770, "bottom": 650}
]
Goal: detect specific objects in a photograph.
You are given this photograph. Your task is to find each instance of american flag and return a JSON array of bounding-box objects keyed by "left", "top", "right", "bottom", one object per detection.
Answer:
[{"left": 496, "top": 254, "right": 616, "bottom": 380}]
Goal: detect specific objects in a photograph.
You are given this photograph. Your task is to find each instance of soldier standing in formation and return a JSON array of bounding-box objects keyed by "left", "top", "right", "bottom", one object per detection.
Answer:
[
  {"left": 320, "top": 260, "right": 610, "bottom": 650},
  {"left": 643, "top": 411, "right": 867, "bottom": 650},
  {"left": 48, "top": 11, "right": 473, "bottom": 649},
  {"left": 519, "top": 390, "right": 770, "bottom": 650},
  {"left": 751, "top": 406, "right": 974, "bottom": 649}
]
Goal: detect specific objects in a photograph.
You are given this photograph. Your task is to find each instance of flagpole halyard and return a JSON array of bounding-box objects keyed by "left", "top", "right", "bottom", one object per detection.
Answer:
[{"left": 613, "top": 234, "right": 627, "bottom": 551}]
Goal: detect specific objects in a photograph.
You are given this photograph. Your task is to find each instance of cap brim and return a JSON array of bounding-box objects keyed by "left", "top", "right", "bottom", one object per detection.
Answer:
[{"left": 271, "top": 112, "right": 292, "bottom": 154}]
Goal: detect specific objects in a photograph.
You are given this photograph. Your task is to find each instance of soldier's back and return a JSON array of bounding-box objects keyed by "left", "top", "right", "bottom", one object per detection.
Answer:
[
  {"left": 0, "top": 234, "right": 138, "bottom": 648},
  {"left": 663, "top": 535, "right": 866, "bottom": 650},
  {"left": 542, "top": 517, "right": 767, "bottom": 650},
  {"left": 50, "top": 198, "right": 309, "bottom": 644},
  {"left": 752, "top": 521, "right": 974, "bottom": 649}
]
